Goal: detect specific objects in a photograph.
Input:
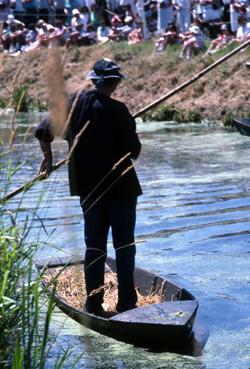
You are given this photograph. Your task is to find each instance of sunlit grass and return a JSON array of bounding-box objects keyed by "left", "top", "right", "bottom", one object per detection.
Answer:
[{"left": 0, "top": 111, "right": 81, "bottom": 368}]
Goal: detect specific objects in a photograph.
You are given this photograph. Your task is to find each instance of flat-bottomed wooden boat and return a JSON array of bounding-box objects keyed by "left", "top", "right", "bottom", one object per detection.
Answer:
[
  {"left": 36, "top": 255, "right": 199, "bottom": 350},
  {"left": 232, "top": 118, "right": 250, "bottom": 137}
]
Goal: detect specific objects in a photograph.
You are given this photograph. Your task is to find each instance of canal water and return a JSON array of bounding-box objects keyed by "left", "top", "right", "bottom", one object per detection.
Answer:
[{"left": 1, "top": 114, "right": 250, "bottom": 369}]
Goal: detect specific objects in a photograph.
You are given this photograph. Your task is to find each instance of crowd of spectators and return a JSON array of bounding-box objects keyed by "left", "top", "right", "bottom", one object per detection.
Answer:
[{"left": 0, "top": 0, "right": 249, "bottom": 56}]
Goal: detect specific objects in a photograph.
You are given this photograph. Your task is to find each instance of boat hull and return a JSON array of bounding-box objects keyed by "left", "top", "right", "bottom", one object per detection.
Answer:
[
  {"left": 36, "top": 255, "right": 198, "bottom": 350},
  {"left": 233, "top": 118, "right": 250, "bottom": 137}
]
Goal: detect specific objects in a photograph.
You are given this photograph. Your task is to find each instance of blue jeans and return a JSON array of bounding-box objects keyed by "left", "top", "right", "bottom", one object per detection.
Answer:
[{"left": 81, "top": 198, "right": 138, "bottom": 312}]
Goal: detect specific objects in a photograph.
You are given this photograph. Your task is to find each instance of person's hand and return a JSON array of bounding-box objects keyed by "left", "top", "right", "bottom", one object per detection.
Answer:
[
  {"left": 38, "top": 142, "right": 53, "bottom": 178},
  {"left": 39, "top": 156, "right": 53, "bottom": 178}
]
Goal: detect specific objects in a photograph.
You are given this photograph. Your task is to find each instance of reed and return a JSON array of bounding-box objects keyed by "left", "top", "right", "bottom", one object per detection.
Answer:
[
  {"left": 0, "top": 212, "right": 71, "bottom": 368},
  {"left": 45, "top": 48, "right": 68, "bottom": 137},
  {"left": 0, "top": 158, "right": 81, "bottom": 368},
  {"left": 43, "top": 263, "right": 165, "bottom": 313}
]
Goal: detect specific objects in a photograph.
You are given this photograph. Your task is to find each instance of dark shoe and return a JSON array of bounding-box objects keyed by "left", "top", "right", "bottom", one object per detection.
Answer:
[
  {"left": 85, "top": 302, "right": 105, "bottom": 316},
  {"left": 85, "top": 303, "right": 116, "bottom": 318}
]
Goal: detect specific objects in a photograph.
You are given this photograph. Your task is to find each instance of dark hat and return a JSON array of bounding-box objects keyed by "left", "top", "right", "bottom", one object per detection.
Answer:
[{"left": 86, "top": 58, "right": 125, "bottom": 80}]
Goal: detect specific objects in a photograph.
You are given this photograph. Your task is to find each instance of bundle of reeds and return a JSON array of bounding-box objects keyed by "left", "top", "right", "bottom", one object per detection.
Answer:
[{"left": 43, "top": 265, "right": 164, "bottom": 313}]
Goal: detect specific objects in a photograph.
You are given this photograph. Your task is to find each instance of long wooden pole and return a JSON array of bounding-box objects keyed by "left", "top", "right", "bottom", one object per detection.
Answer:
[
  {"left": 133, "top": 38, "right": 250, "bottom": 118},
  {"left": 1, "top": 159, "right": 66, "bottom": 203},
  {"left": 1, "top": 39, "right": 250, "bottom": 203},
  {"left": 0, "top": 120, "right": 91, "bottom": 203}
]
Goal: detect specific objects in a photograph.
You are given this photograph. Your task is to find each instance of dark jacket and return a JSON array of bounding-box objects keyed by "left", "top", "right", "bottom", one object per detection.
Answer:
[{"left": 35, "top": 89, "right": 142, "bottom": 203}]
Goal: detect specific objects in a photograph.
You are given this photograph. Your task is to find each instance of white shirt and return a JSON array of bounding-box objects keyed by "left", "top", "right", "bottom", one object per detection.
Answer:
[
  {"left": 71, "top": 13, "right": 88, "bottom": 31},
  {"left": 236, "top": 21, "right": 250, "bottom": 40}
]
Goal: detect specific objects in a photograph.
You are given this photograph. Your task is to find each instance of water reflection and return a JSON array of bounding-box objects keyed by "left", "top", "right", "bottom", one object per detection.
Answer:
[{"left": 1, "top": 115, "right": 250, "bottom": 369}]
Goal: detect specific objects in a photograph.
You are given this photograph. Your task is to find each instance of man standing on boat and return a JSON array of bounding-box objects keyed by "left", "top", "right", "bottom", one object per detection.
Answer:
[{"left": 35, "top": 58, "right": 142, "bottom": 315}]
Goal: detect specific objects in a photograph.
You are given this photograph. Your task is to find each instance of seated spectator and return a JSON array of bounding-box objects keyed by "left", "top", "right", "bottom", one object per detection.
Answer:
[
  {"left": 206, "top": 23, "right": 233, "bottom": 54},
  {"left": 35, "top": 18, "right": 46, "bottom": 36},
  {"left": 47, "top": 23, "right": 69, "bottom": 47},
  {"left": 108, "top": 24, "right": 123, "bottom": 41},
  {"left": 107, "top": 13, "right": 131, "bottom": 41},
  {"left": 81, "top": 6, "right": 91, "bottom": 25},
  {"left": 68, "top": 22, "right": 97, "bottom": 46},
  {"left": 155, "top": 22, "right": 180, "bottom": 52},
  {"left": 71, "top": 8, "right": 88, "bottom": 32},
  {"left": 235, "top": 14, "right": 250, "bottom": 41},
  {"left": 35, "top": 21, "right": 52, "bottom": 47},
  {"left": 89, "top": 3, "right": 101, "bottom": 29},
  {"left": 5, "top": 13, "right": 25, "bottom": 27},
  {"left": 230, "top": 0, "right": 249, "bottom": 35},
  {"left": 119, "top": 13, "right": 135, "bottom": 37},
  {"left": 110, "top": 14, "right": 123, "bottom": 27},
  {"left": 53, "top": 19, "right": 69, "bottom": 44},
  {"left": 1, "top": 14, "right": 26, "bottom": 53},
  {"left": 128, "top": 17, "right": 143, "bottom": 44},
  {"left": 179, "top": 24, "right": 206, "bottom": 58},
  {"left": 21, "top": 28, "right": 38, "bottom": 52},
  {"left": 82, "top": 23, "right": 97, "bottom": 44},
  {"left": 96, "top": 18, "right": 110, "bottom": 42},
  {"left": 25, "top": 23, "right": 37, "bottom": 42}
]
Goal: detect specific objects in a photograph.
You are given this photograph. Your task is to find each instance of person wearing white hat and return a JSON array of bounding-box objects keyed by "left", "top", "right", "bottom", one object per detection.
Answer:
[
  {"left": 72, "top": 7, "right": 80, "bottom": 14},
  {"left": 6, "top": 12, "right": 24, "bottom": 26},
  {"left": 35, "top": 58, "right": 142, "bottom": 315},
  {"left": 71, "top": 7, "right": 88, "bottom": 32},
  {"left": 179, "top": 24, "right": 205, "bottom": 58},
  {"left": 6, "top": 13, "right": 15, "bottom": 22}
]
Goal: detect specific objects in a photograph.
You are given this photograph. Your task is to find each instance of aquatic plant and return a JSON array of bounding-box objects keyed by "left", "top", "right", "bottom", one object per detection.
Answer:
[
  {"left": 0, "top": 124, "right": 80, "bottom": 368},
  {"left": 0, "top": 96, "right": 7, "bottom": 109},
  {"left": 12, "top": 85, "right": 32, "bottom": 112},
  {"left": 173, "top": 108, "right": 202, "bottom": 123},
  {"left": 0, "top": 209, "right": 74, "bottom": 368},
  {"left": 144, "top": 104, "right": 202, "bottom": 123}
]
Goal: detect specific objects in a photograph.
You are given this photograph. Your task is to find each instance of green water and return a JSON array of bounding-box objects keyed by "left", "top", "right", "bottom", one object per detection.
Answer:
[{"left": 1, "top": 115, "right": 250, "bottom": 369}]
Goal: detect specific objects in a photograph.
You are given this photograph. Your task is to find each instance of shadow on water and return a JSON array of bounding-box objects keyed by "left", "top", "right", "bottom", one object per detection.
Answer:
[{"left": 131, "top": 326, "right": 209, "bottom": 357}]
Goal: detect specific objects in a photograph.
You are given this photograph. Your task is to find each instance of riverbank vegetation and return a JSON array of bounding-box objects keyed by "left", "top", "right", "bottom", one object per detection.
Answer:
[
  {"left": 0, "top": 137, "right": 79, "bottom": 367},
  {"left": 0, "top": 39, "right": 250, "bottom": 123},
  {"left": 0, "top": 201, "right": 78, "bottom": 368}
]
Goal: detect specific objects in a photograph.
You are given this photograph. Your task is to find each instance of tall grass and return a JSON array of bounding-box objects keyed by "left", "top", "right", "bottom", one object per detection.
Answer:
[
  {"left": 0, "top": 133, "right": 79, "bottom": 368},
  {"left": 0, "top": 207, "right": 76, "bottom": 368}
]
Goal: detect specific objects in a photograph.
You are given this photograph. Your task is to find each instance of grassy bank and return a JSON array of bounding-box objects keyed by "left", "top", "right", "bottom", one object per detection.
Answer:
[{"left": 0, "top": 39, "right": 250, "bottom": 122}]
